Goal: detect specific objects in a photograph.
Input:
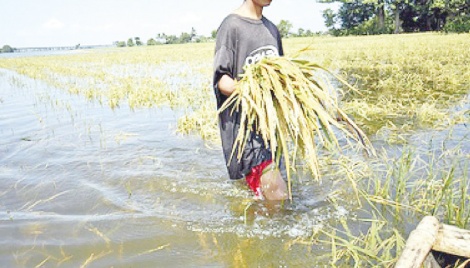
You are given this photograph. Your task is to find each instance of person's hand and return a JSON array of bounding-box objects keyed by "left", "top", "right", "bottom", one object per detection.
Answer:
[{"left": 218, "top": 74, "right": 237, "bottom": 96}]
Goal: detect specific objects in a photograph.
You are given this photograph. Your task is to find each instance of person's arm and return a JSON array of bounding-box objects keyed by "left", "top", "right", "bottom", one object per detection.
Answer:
[{"left": 217, "top": 74, "right": 237, "bottom": 96}]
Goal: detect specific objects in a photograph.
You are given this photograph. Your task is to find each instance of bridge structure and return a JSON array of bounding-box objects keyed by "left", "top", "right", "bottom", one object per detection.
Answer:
[
  {"left": 14, "top": 46, "right": 78, "bottom": 53},
  {"left": 13, "top": 44, "right": 112, "bottom": 53}
]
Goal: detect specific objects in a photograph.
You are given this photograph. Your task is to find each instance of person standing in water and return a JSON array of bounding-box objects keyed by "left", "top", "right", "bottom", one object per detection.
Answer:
[{"left": 213, "top": 0, "right": 288, "bottom": 200}]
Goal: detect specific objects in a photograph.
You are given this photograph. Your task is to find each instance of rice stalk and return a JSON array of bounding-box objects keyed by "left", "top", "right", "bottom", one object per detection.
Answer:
[
  {"left": 219, "top": 56, "right": 375, "bottom": 200},
  {"left": 136, "top": 243, "right": 170, "bottom": 256}
]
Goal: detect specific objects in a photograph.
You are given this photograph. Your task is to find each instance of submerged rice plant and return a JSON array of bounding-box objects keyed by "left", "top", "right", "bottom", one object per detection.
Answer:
[
  {"left": 219, "top": 56, "right": 376, "bottom": 199},
  {"left": 304, "top": 138, "right": 469, "bottom": 267},
  {"left": 0, "top": 33, "right": 468, "bottom": 267}
]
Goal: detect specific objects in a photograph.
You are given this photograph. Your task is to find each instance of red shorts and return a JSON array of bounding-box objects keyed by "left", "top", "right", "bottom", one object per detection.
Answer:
[{"left": 245, "top": 160, "right": 273, "bottom": 197}]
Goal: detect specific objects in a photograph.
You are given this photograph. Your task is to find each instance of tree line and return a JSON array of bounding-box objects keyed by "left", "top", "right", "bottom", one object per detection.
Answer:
[
  {"left": 113, "top": 23, "right": 320, "bottom": 48},
  {"left": 114, "top": 27, "right": 212, "bottom": 47},
  {"left": 113, "top": 8, "right": 469, "bottom": 49},
  {"left": 321, "top": 0, "right": 470, "bottom": 35}
]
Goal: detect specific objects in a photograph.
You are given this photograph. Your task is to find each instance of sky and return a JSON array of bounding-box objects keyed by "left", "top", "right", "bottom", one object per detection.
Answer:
[{"left": 0, "top": 0, "right": 338, "bottom": 48}]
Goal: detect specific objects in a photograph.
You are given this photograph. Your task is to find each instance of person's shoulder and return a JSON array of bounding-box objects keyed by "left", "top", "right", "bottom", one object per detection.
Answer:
[
  {"left": 219, "top": 14, "right": 241, "bottom": 28},
  {"left": 216, "top": 14, "right": 245, "bottom": 37},
  {"left": 261, "top": 16, "right": 281, "bottom": 38},
  {"left": 261, "top": 16, "right": 278, "bottom": 29}
]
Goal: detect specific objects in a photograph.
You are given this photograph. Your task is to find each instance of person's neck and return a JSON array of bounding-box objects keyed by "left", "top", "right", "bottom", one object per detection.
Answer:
[{"left": 235, "top": 1, "right": 263, "bottom": 20}]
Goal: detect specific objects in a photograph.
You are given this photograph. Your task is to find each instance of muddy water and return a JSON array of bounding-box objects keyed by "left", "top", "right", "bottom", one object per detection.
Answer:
[
  {"left": 2, "top": 61, "right": 469, "bottom": 267},
  {"left": 0, "top": 69, "right": 353, "bottom": 267}
]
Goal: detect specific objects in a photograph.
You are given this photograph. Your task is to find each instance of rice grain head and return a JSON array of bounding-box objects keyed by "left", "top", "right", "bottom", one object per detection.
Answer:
[{"left": 219, "top": 56, "right": 375, "bottom": 200}]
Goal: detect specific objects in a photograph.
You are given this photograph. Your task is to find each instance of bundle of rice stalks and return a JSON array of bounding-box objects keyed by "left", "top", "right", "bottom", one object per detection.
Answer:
[{"left": 219, "top": 56, "right": 376, "bottom": 200}]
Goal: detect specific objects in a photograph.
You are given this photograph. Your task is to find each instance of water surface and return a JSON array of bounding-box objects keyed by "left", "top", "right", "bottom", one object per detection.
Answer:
[{"left": 1, "top": 69, "right": 348, "bottom": 267}]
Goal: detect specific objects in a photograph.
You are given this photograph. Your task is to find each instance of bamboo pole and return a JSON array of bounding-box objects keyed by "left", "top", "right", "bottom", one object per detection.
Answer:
[
  {"left": 396, "top": 216, "right": 470, "bottom": 268},
  {"left": 433, "top": 223, "right": 470, "bottom": 258},
  {"left": 395, "top": 216, "right": 440, "bottom": 268}
]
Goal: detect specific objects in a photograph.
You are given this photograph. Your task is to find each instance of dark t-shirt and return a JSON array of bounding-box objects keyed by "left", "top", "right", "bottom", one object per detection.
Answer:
[{"left": 213, "top": 14, "right": 284, "bottom": 180}]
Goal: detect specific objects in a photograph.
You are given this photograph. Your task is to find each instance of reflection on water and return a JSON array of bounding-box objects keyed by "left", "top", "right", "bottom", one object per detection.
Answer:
[{"left": 0, "top": 69, "right": 350, "bottom": 267}]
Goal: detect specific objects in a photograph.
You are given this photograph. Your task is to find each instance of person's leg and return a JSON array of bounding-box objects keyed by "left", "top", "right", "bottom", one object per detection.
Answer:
[
  {"left": 245, "top": 160, "right": 272, "bottom": 198},
  {"left": 260, "top": 163, "right": 287, "bottom": 201}
]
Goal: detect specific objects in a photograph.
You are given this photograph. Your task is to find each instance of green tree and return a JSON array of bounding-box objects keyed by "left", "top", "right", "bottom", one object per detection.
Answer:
[
  {"left": 323, "top": 8, "right": 337, "bottom": 30},
  {"left": 398, "top": 0, "right": 468, "bottom": 32},
  {"left": 376, "top": 0, "right": 386, "bottom": 31},
  {"left": 320, "top": 0, "right": 391, "bottom": 33},
  {"left": 166, "top": 35, "right": 178, "bottom": 44},
  {"left": 277, "top": 20, "right": 293, "bottom": 38},
  {"left": 127, "top": 38, "right": 135, "bottom": 47},
  {"left": 320, "top": 0, "right": 469, "bottom": 35},
  {"left": 135, "top": 37, "right": 143, "bottom": 46},
  {"left": 338, "top": 0, "right": 376, "bottom": 30},
  {"left": 147, "top": 38, "right": 158, "bottom": 46},
  {"left": 179, "top": 32, "right": 192, "bottom": 43},
  {"left": 1, "top": 45, "right": 14, "bottom": 53},
  {"left": 115, "top": 41, "right": 126, "bottom": 47},
  {"left": 444, "top": 14, "right": 470, "bottom": 33},
  {"left": 211, "top": 29, "right": 217, "bottom": 39}
]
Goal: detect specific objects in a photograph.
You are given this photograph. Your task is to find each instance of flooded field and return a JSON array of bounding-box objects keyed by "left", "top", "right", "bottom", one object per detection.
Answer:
[
  {"left": 0, "top": 34, "right": 469, "bottom": 267},
  {"left": 0, "top": 68, "right": 348, "bottom": 267}
]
